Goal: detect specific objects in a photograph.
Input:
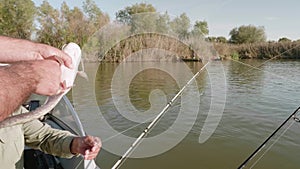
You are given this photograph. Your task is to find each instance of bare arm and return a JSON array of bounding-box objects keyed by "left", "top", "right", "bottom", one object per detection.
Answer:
[
  {"left": 0, "top": 36, "right": 72, "bottom": 68},
  {"left": 0, "top": 63, "right": 36, "bottom": 121},
  {"left": 0, "top": 60, "right": 61, "bottom": 121}
]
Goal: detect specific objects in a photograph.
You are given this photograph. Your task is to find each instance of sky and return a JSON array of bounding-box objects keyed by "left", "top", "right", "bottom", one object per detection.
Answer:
[{"left": 32, "top": 0, "right": 300, "bottom": 41}]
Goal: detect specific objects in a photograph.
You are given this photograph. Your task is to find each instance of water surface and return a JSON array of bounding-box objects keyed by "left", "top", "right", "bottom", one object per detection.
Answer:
[{"left": 71, "top": 60, "right": 300, "bottom": 169}]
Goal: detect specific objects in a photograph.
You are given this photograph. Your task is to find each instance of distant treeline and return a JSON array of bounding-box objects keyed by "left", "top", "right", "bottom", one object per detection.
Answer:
[
  {"left": 215, "top": 41, "right": 300, "bottom": 60},
  {"left": 0, "top": 0, "right": 109, "bottom": 48},
  {"left": 0, "top": 0, "right": 299, "bottom": 61}
]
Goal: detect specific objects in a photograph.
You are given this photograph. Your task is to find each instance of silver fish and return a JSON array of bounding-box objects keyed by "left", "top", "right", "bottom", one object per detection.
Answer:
[
  {"left": 0, "top": 42, "right": 85, "bottom": 128},
  {"left": 0, "top": 91, "right": 67, "bottom": 128}
]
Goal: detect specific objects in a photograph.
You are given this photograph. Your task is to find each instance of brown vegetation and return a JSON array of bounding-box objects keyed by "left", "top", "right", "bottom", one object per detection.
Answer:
[
  {"left": 102, "top": 33, "right": 197, "bottom": 62},
  {"left": 214, "top": 41, "right": 300, "bottom": 60}
]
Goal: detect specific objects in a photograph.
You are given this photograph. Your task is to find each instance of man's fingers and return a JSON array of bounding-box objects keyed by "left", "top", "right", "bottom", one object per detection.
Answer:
[
  {"left": 94, "top": 137, "right": 101, "bottom": 146},
  {"left": 59, "top": 52, "right": 73, "bottom": 69},
  {"left": 46, "top": 55, "right": 64, "bottom": 65},
  {"left": 84, "top": 151, "right": 98, "bottom": 160},
  {"left": 85, "top": 136, "right": 102, "bottom": 152},
  {"left": 84, "top": 136, "right": 97, "bottom": 146},
  {"left": 47, "top": 54, "right": 73, "bottom": 69}
]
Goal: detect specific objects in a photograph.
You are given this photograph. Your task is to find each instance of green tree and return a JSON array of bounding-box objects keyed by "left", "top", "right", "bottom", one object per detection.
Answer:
[
  {"left": 216, "top": 36, "right": 227, "bottom": 43},
  {"left": 207, "top": 36, "right": 216, "bottom": 42},
  {"left": 36, "top": 1, "right": 61, "bottom": 46},
  {"left": 155, "top": 12, "right": 170, "bottom": 34},
  {"left": 191, "top": 20, "right": 209, "bottom": 37},
  {"left": 65, "top": 7, "right": 87, "bottom": 46},
  {"left": 62, "top": 0, "right": 109, "bottom": 46},
  {"left": 37, "top": 0, "right": 109, "bottom": 48},
  {"left": 131, "top": 13, "right": 158, "bottom": 33},
  {"left": 115, "top": 3, "right": 156, "bottom": 33},
  {"left": 170, "top": 13, "right": 190, "bottom": 39},
  {"left": 83, "top": 0, "right": 109, "bottom": 30},
  {"left": 229, "top": 25, "right": 266, "bottom": 44},
  {"left": 278, "top": 37, "right": 292, "bottom": 43},
  {"left": 0, "top": 0, "right": 36, "bottom": 39},
  {"left": 116, "top": 3, "right": 156, "bottom": 24}
]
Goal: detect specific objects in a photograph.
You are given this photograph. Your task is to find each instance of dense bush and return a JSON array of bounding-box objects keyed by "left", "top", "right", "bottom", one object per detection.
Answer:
[{"left": 215, "top": 41, "right": 300, "bottom": 60}]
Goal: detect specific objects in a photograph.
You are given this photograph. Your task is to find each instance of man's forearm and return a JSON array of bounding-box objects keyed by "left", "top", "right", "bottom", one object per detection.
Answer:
[
  {"left": 0, "top": 62, "right": 38, "bottom": 121},
  {"left": 0, "top": 36, "right": 42, "bottom": 62}
]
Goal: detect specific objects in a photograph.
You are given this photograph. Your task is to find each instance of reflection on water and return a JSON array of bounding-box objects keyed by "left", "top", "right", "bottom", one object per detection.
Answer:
[{"left": 71, "top": 60, "right": 300, "bottom": 169}]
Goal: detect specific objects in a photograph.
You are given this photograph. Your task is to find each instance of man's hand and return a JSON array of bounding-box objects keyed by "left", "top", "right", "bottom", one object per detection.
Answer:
[
  {"left": 70, "top": 135, "right": 101, "bottom": 160},
  {"left": 35, "top": 43, "right": 73, "bottom": 69},
  {"left": 30, "top": 60, "right": 64, "bottom": 95},
  {"left": 0, "top": 36, "right": 72, "bottom": 69}
]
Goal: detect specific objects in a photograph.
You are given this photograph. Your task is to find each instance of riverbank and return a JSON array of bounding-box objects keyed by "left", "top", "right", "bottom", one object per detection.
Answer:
[
  {"left": 83, "top": 38, "right": 300, "bottom": 62},
  {"left": 214, "top": 41, "right": 300, "bottom": 60}
]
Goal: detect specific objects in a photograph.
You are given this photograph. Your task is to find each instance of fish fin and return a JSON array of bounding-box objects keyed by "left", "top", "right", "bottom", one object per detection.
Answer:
[
  {"left": 78, "top": 71, "right": 89, "bottom": 81},
  {"left": 80, "top": 58, "right": 85, "bottom": 72},
  {"left": 77, "top": 56, "right": 88, "bottom": 81},
  {"left": 61, "top": 80, "right": 67, "bottom": 89}
]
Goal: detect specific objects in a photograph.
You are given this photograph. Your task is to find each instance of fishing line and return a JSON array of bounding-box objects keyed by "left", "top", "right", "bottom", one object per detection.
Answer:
[
  {"left": 231, "top": 42, "right": 300, "bottom": 69},
  {"left": 103, "top": 89, "right": 203, "bottom": 143},
  {"left": 230, "top": 42, "right": 300, "bottom": 78},
  {"left": 230, "top": 59, "right": 300, "bottom": 85},
  {"left": 230, "top": 43, "right": 300, "bottom": 168},
  {"left": 111, "top": 61, "right": 209, "bottom": 169},
  {"left": 237, "top": 106, "right": 300, "bottom": 169},
  {"left": 249, "top": 121, "right": 295, "bottom": 169}
]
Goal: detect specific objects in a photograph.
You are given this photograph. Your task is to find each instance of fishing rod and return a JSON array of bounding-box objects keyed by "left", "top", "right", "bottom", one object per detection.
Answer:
[
  {"left": 237, "top": 105, "right": 300, "bottom": 169},
  {"left": 234, "top": 43, "right": 300, "bottom": 168},
  {"left": 111, "top": 61, "right": 210, "bottom": 169}
]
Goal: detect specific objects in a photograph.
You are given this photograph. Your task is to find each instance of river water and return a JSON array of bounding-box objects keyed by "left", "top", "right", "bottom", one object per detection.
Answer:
[{"left": 70, "top": 59, "right": 300, "bottom": 169}]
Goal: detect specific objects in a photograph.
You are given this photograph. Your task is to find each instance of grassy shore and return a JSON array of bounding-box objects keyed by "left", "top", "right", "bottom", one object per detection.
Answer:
[
  {"left": 83, "top": 33, "right": 300, "bottom": 62},
  {"left": 214, "top": 41, "right": 300, "bottom": 60}
]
